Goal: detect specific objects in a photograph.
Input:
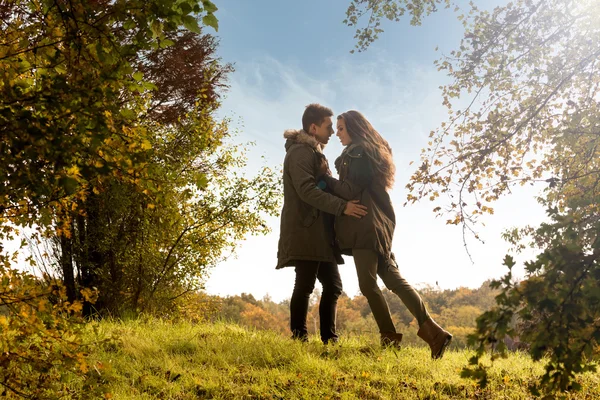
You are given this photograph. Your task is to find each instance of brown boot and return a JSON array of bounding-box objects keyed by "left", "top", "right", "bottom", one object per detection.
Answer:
[
  {"left": 417, "top": 318, "right": 452, "bottom": 359},
  {"left": 380, "top": 332, "right": 403, "bottom": 349}
]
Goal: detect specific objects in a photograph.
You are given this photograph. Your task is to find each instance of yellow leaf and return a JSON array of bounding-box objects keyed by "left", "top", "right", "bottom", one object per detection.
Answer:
[
  {"left": 79, "top": 360, "right": 89, "bottom": 374},
  {"left": 80, "top": 287, "right": 96, "bottom": 302},
  {"left": 141, "top": 139, "right": 152, "bottom": 150},
  {"left": 70, "top": 301, "right": 83, "bottom": 313},
  {"left": 37, "top": 298, "right": 48, "bottom": 312},
  {"left": 66, "top": 165, "right": 81, "bottom": 177}
]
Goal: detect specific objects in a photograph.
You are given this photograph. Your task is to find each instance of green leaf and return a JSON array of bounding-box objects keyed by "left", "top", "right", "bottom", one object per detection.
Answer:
[
  {"left": 196, "top": 173, "right": 208, "bottom": 189},
  {"left": 183, "top": 15, "right": 201, "bottom": 33},
  {"left": 202, "top": 0, "right": 218, "bottom": 13},
  {"left": 120, "top": 109, "right": 136, "bottom": 119},
  {"left": 179, "top": 2, "right": 192, "bottom": 14},
  {"left": 202, "top": 14, "right": 218, "bottom": 31},
  {"left": 160, "top": 39, "right": 175, "bottom": 48},
  {"left": 18, "top": 59, "right": 31, "bottom": 70},
  {"left": 151, "top": 20, "right": 163, "bottom": 38},
  {"left": 60, "top": 176, "right": 79, "bottom": 195},
  {"left": 124, "top": 19, "right": 136, "bottom": 30},
  {"left": 122, "top": 64, "right": 134, "bottom": 75},
  {"left": 54, "top": 65, "right": 67, "bottom": 74},
  {"left": 142, "top": 81, "right": 158, "bottom": 91},
  {"left": 90, "top": 134, "right": 103, "bottom": 151},
  {"left": 133, "top": 71, "right": 144, "bottom": 82}
]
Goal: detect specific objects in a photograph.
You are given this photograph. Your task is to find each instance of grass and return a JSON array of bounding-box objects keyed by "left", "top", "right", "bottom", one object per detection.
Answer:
[{"left": 72, "top": 319, "right": 600, "bottom": 399}]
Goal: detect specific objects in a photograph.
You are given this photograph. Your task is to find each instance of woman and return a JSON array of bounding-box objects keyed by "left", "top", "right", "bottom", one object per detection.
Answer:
[{"left": 322, "top": 110, "right": 452, "bottom": 359}]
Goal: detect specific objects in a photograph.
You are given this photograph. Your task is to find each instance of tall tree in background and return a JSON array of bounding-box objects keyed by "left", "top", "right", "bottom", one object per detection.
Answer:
[{"left": 345, "top": 0, "right": 600, "bottom": 395}]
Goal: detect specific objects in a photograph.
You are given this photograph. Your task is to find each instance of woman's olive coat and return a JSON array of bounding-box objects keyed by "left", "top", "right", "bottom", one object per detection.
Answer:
[
  {"left": 323, "top": 144, "right": 396, "bottom": 259},
  {"left": 276, "top": 129, "right": 347, "bottom": 269}
]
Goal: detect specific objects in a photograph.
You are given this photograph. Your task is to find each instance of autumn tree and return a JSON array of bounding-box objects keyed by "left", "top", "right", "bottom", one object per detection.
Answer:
[
  {"left": 1, "top": 0, "right": 220, "bottom": 226},
  {"left": 336, "top": 293, "right": 376, "bottom": 334},
  {"left": 138, "top": 30, "right": 232, "bottom": 125},
  {"left": 240, "top": 303, "right": 288, "bottom": 333},
  {"left": 49, "top": 27, "right": 279, "bottom": 316},
  {"left": 1, "top": 0, "right": 279, "bottom": 319},
  {"left": 0, "top": 0, "right": 279, "bottom": 396},
  {"left": 213, "top": 294, "right": 289, "bottom": 334},
  {"left": 345, "top": 0, "right": 600, "bottom": 394}
]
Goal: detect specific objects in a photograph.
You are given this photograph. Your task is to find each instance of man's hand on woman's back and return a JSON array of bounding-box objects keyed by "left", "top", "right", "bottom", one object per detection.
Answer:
[{"left": 343, "top": 200, "right": 367, "bottom": 218}]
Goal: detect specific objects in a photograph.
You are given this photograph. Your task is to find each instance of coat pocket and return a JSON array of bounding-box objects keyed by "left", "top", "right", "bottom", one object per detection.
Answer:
[{"left": 301, "top": 205, "right": 319, "bottom": 227}]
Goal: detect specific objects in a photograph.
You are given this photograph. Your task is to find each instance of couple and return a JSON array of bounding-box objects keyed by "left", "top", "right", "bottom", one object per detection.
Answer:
[{"left": 276, "top": 104, "right": 452, "bottom": 359}]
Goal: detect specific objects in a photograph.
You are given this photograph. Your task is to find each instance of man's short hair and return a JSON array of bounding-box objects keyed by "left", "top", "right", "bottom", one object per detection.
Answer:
[{"left": 302, "top": 103, "right": 333, "bottom": 132}]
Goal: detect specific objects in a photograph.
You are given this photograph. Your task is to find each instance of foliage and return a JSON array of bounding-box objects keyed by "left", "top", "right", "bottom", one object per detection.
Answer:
[
  {"left": 345, "top": 0, "right": 600, "bottom": 394},
  {"left": 345, "top": 0, "right": 600, "bottom": 227},
  {"left": 463, "top": 204, "right": 600, "bottom": 396},
  {"left": 404, "top": 0, "right": 600, "bottom": 229},
  {"left": 0, "top": 0, "right": 220, "bottom": 230},
  {"left": 0, "top": 0, "right": 239, "bottom": 396},
  {"left": 49, "top": 113, "right": 281, "bottom": 316},
  {"left": 344, "top": 0, "right": 452, "bottom": 52},
  {"left": 165, "top": 291, "right": 222, "bottom": 324},
  {"left": 2, "top": 0, "right": 281, "bottom": 320},
  {"left": 0, "top": 266, "right": 107, "bottom": 399},
  {"left": 137, "top": 30, "right": 232, "bottom": 125}
]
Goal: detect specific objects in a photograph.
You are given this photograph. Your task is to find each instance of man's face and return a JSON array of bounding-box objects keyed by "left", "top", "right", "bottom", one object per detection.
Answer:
[{"left": 310, "top": 116, "right": 334, "bottom": 145}]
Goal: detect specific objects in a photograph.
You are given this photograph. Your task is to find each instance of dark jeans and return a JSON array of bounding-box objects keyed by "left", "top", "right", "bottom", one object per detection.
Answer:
[
  {"left": 353, "top": 249, "right": 430, "bottom": 334},
  {"left": 290, "top": 260, "right": 343, "bottom": 343}
]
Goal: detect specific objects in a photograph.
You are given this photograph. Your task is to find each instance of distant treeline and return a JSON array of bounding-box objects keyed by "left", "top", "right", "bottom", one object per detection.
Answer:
[{"left": 186, "top": 280, "right": 501, "bottom": 348}]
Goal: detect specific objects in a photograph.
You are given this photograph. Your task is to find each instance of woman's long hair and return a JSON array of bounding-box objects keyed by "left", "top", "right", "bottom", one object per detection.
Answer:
[{"left": 338, "top": 110, "right": 395, "bottom": 189}]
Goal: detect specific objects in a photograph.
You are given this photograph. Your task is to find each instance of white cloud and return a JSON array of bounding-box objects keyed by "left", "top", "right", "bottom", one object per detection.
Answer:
[{"left": 205, "top": 54, "right": 548, "bottom": 303}]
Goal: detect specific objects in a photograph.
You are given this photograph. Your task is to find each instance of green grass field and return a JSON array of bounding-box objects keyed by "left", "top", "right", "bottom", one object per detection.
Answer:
[{"left": 73, "top": 319, "right": 600, "bottom": 399}]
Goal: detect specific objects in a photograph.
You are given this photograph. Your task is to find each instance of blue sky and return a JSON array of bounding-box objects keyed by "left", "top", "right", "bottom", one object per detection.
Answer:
[
  {"left": 204, "top": 0, "right": 548, "bottom": 302},
  {"left": 214, "top": 0, "right": 463, "bottom": 75}
]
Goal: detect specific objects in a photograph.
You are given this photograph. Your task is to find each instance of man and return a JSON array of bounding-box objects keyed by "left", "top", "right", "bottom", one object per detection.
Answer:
[{"left": 277, "top": 103, "right": 367, "bottom": 344}]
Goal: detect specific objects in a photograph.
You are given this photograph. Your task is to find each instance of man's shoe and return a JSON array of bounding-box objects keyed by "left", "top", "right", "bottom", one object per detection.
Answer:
[
  {"left": 323, "top": 337, "right": 339, "bottom": 345},
  {"left": 291, "top": 333, "right": 308, "bottom": 343}
]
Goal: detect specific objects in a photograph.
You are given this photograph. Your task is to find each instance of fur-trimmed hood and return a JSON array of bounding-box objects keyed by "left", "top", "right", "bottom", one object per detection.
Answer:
[{"left": 283, "top": 129, "right": 325, "bottom": 153}]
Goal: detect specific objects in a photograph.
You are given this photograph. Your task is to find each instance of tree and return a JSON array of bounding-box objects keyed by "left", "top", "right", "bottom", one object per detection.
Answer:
[
  {"left": 345, "top": 0, "right": 600, "bottom": 395},
  {"left": 336, "top": 293, "right": 374, "bottom": 334},
  {"left": 51, "top": 53, "right": 279, "bottom": 315},
  {"left": 1, "top": 0, "right": 217, "bottom": 230},
  {"left": 138, "top": 30, "right": 233, "bottom": 125},
  {"left": 2, "top": 0, "right": 280, "bottom": 319},
  {"left": 0, "top": 0, "right": 236, "bottom": 396},
  {"left": 240, "top": 303, "right": 287, "bottom": 334}
]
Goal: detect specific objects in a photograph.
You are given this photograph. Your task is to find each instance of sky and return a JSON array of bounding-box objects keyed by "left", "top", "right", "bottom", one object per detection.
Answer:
[{"left": 203, "top": 0, "right": 550, "bottom": 303}]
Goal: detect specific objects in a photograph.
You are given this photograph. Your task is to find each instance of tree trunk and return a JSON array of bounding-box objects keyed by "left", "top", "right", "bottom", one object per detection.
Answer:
[
  {"left": 82, "top": 191, "right": 102, "bottom": 318},
  {"left": 60, "top": 231, "right": 76, "bottom": 303}
]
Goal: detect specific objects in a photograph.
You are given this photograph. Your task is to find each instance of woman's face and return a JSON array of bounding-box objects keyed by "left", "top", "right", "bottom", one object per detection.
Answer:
[{"left": 336, "top": 118, "right": 353, "bottom": 146}]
